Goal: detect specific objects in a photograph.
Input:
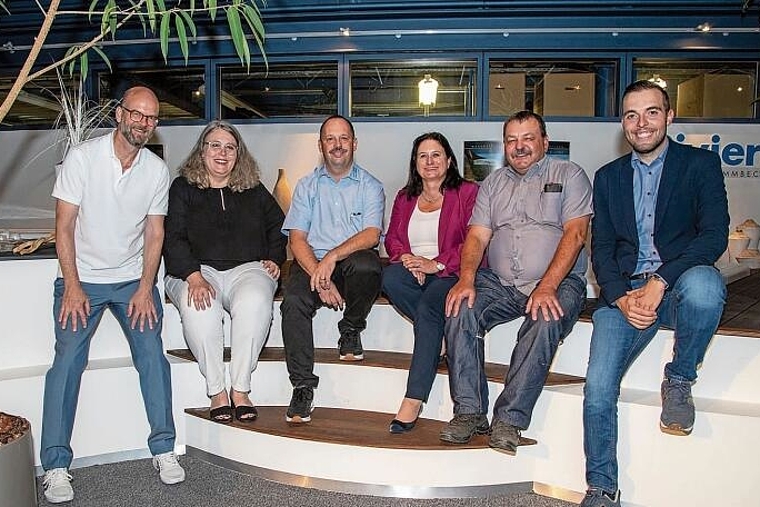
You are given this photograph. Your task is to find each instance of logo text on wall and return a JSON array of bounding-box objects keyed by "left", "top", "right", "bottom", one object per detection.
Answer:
[{"left": 675, "top": 133, "right": 760, "bottom": 179}]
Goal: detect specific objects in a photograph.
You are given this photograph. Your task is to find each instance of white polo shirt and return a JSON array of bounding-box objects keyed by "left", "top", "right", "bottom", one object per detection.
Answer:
[{"left": 52, "top": 132, "right": 170, "bottom": 283}]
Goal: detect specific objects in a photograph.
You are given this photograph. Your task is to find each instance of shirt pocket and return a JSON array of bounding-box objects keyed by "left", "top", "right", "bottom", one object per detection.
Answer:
[{"left": 525, "top": 191, "right": 562, "bottom": 226}]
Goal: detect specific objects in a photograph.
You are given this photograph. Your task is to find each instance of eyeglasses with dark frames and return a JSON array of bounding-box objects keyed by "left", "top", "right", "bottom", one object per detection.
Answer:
[{"left": 119, "top": 105, "right": 160, "bottom": 126}]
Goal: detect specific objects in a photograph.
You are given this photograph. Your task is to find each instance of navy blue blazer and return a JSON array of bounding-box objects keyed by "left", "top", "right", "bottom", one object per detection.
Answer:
[{"left": 591, "top": 138, "right": 729, "bottom": 307}]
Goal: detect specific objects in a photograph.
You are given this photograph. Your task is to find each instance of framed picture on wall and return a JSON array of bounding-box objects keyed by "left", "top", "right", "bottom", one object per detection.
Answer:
[
  {"left": 146, "top": 144, "right": 165, "bottom": 160},
  {"left": 463, "top": 141, "right": 503, "bottom": 182},
  {"left": 463, "top": 140, "right": 571, "bottom": 182}
]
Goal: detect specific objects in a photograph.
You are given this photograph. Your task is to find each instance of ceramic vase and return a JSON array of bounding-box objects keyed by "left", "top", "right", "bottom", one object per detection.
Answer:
[
  {"left": 273, "top": 168, "right": 292, "bottom": 214},
  {"left": 728, "top": 230, "right": 750, "bottom": 263}
]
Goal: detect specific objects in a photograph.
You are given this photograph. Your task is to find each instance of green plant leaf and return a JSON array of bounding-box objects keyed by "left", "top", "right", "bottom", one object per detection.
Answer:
[
  {"left": 207, "top": 0, "right": 218, "bottom": 22},
  {"left": 159, "top": 11, "right": 171, "bottom": 62},
  {"left": 177, "top": 9, "right": 197, "bottom": 39},
  {"left": 226, "top": 5, "right": 250, "bottom": 70},
  {"left": 91, "top": 45, "right": 113, "bottom": 73},
  {"left": 147, "top": 0, "right": 157, "bottom": 32},
  {"left": 175, "top": 13, "right": 189, "bottom": 64},
  {"left": 241, "top": 4, "right": 267, "bottom": 69},
  {"left": 88, "top": 0, "right": 99, "bottom": 22}
]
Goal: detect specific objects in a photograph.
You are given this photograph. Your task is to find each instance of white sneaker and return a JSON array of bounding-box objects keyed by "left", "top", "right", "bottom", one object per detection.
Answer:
[
  {"left": 43, "top": 468, "right": 74, "bottom": 504},
  {"left": 152, "top": 451, "right": 186, "bottom": 485}
]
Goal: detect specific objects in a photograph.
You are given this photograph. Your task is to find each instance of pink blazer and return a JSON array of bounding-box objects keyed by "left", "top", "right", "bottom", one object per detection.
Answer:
[{"left": 384, "top": 181, "right": 479, "bottom": 277}]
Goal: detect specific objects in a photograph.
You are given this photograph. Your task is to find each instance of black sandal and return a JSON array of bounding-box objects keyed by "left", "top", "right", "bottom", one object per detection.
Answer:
[
  {"left": 209, "top": 405, "right": 233, "bottom": 424},
  {"left": 233, "top": 404, "right": 258, "bottom": 422}
]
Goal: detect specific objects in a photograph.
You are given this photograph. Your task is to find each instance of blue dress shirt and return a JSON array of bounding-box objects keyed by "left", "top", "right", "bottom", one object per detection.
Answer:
[
  {"left": 632, "top": 140, "right": 669, "bottom": 275},
  {"left": 282, "top": 164, "right": 385, "bottom": 260}
]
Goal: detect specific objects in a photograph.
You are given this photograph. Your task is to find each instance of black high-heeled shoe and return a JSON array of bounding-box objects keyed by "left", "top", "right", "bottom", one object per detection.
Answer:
[
  {"left": 389, "top": 417, "right": 418, "bottom": 434},
  {"left": 389, "top": 403, "right": 423, "bottom": 434}
]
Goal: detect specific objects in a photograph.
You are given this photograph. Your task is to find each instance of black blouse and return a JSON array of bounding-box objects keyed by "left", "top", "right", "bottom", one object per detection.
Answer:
[{"left": 163, "top": 176, "right": 287, "bottom": 280}]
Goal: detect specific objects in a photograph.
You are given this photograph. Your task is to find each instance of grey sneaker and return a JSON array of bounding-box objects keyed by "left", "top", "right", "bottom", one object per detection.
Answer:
[
  {"left": 439, "top": 414, "right": 490, "bottom": 444},
  {"left": 579, "top": 488, "right": 621, "bottom": 507},
  {"left": 660, "top": 377, "right": 695, "bottom": 436},
  {"left": 488, "top": 418, "right": 521, "bottom": 455},
  {"left": 286, "top": 385, "right": 314, "bottom": 423},
  {"left": 152, "top": 451, "right": 186, "bottom": 485},
  {"left": 43, "top": 468, "right": 74, "bottom": 504},
  {"left": 338, "top": 330, "right": 364, "bottom": 361}
]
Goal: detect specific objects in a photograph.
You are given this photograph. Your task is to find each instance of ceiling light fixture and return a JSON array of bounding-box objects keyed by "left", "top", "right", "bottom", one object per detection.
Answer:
[
  {"left": 340, "top": 27, "right": 350, "bottom": 36},
  {"left": 696, "top": 23, "right": 712, "bottom": 32},
  {"left": 648, "top": 74, "right": 667, "bottom": 89}
]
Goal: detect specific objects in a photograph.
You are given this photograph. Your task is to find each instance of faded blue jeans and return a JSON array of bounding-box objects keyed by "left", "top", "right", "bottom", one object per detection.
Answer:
[
  {"left": 445, "top": 268, "right": 586, "bottom": 429},
  {"left": 583, "top": 265, "right": 726, "bottom": 493},
  {"left": 41, "top": 278, "right": 176, "bottom": 470}
]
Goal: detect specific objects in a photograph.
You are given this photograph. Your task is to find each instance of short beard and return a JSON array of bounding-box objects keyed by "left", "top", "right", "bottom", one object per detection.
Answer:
[{"left": 119, "top": 121, "right": 151, "bottom": 148}]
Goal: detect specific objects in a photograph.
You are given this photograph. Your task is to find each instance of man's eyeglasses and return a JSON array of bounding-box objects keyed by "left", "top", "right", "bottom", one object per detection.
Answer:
[
  {"left": 120, "top": 105, "right": 160, "bottom": 126},
  {"left": 204, "top": 141, "right": 239, "bottom": 155}
]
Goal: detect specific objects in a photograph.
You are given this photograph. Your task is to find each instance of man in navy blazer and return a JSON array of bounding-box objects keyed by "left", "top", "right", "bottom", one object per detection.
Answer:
[{"left": 580, "top": 81, "right": 729, "bottom": 507}]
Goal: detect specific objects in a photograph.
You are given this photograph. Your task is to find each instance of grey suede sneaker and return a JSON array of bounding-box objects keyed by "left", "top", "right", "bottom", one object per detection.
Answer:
[
  {"left": 488, "top": 418, "right": 521, "bottom": 455},
  {"left": 439, "top": 414, "right": 490, "bottom": 444},
  {"left": 579, "top": 488, "right": 621, "bottom": 507},
  {"left": 660, "top": 378, "right": 695, "bottom": 436}
]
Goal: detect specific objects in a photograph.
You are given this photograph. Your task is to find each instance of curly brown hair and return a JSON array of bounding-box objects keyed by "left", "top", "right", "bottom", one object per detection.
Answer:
[{"left": 178, "top": 120, "right": 260, "bottom": 192}]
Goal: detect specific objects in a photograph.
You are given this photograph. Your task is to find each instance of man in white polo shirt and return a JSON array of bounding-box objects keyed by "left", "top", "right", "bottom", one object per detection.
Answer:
[{"left": 40, "top": 86, "right": 185, "bottom": 504}]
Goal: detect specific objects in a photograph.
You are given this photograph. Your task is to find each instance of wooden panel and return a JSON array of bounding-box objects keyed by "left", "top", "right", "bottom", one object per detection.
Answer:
[
  {"left": 167, "top": 347, "right": 586, "bottom": 387},
  {"left": 185, "top": 406, "right": 538, "bottom": 450}
]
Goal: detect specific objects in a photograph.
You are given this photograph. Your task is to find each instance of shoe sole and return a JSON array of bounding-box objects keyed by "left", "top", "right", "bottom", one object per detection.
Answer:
[
  {"left": 44, "top": 493, "right": 74, "bottom": 504},
  {"left": 339, "top": 353, "right": 364, "bottom": 361},
  {"left": 660, "top": 421, "right": 692, "bottom": 436},
  {"left": 439, "top": 425, "right": 490, "bottom": 444},
  {"left": 286, "top": 410, "right": 313, "bottom": 423},
  {"left": 160, "top": 475, "right": 186, "bottom": 485},
  {"left": 488, "top": 442, "right": 518, "bottom": 456}
]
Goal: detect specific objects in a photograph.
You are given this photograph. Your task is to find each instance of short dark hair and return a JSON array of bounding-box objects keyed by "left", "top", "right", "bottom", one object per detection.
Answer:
[
  {"left": 401, "top": 132, "right": 463, "bottom": 198},
  {"left": 623, "top": 80, "right": 671, "bottom": 112},
  {"left": 502, "top": 110, "right": 547, "bottom": 139},
  {"left": 319, "top": 114, "right": 355, "bottom": 139}
]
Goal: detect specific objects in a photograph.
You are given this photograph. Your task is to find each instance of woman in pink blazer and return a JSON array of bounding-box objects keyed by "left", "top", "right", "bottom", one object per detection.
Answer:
[{"left": 383, "top": 132, "right": 479, "bottom": 433}]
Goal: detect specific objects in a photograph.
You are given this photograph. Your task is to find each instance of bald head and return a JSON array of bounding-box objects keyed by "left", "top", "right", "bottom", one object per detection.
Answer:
[{"left": 121, "top": 86, "right": 159, "bottom": 110}]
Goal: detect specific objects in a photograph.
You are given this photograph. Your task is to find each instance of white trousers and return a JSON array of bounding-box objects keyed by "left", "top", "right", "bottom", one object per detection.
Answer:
[{"left": 165, "top": 261, "right": 277, "bottom": 397}]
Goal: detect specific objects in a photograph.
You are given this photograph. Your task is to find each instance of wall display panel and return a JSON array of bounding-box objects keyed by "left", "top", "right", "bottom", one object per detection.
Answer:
[
  {"left": 634, "top": 60, "right": 758, "bottom": 119},
  {"left": 220, "top": 62, "right": 338, "bottom": 119},
  {"left": 98, "top": 67, "right": 206, "bottom": 122},
  {"left": 350, "top": 60, "right": 478, "bottom": 118},
  {"left": 488, "top": 59, "right": 618, "bottom": 118}
]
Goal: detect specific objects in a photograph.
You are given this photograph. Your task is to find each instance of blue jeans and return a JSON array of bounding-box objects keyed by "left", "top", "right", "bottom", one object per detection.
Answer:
[
  {"left": 382, "top": 263, "right": 458, "bottom": 402},
  {"left": 583, "top": 265, "right": 726, "bottom": 493},
  {"left": 41, "top": 278, "right": 176, "bottom": 470},
  {"left": 445, "top": 268, "right": 586, "bottom": 429}
]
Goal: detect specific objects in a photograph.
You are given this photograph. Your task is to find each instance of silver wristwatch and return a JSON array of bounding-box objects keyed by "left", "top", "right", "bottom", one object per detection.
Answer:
[{"left": 435, "top": 262, "right": 446, "bottom": 272}]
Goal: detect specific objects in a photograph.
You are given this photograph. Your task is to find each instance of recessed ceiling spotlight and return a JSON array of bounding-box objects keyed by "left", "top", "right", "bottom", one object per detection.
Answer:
[
  {"left": 696, "top": 23, "right": 712, "bottom": 32},
  {"left": 291, "top": 37, "right": 298, "bottom": 41},
  {"left": 503, "top": 32, "right": 510, "bottom": 37},
  {"left": 340, "top": 27, "right": 350, "bottom": 36},
  {"left": 612, "top": 32, "right": 619, "bottom": 37},
  {"left": 395, "top": 34, "right": 402, "bottom": 39}
]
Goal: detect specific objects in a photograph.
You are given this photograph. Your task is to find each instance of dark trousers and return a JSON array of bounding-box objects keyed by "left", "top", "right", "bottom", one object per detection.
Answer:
[
  {"left": 381, "top": 263, "right": 457, "bottom": 402},
  {"left": 281, "top": 249, "right": 382, "bottom": 388}
]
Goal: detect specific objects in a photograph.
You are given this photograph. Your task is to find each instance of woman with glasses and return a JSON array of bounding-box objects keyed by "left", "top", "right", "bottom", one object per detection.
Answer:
[
  {"left": 163, "top": 120, "right": 286, "bottom": 424},
  {"left": 382, "top": 132, "right": 479, "bottom": 433}
]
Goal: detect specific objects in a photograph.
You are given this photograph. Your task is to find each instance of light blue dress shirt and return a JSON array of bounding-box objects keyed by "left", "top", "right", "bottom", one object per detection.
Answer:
[
  {"left": 282, "top": 164, "right": 385, "bottom": 260},
  {"left": 632, "top": 140, "right": 669, "bottom": 275}
]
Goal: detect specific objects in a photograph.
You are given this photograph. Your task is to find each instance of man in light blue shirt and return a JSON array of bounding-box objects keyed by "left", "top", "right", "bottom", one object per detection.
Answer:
[{"left": 281, "top": 114, "right": 385, "bottom": 423}]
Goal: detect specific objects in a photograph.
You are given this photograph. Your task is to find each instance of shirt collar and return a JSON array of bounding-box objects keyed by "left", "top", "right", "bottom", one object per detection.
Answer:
[
  {"left": 507, "top": 154, "right": 547, "bottom": 179},
  {"left": 317, "top": 163, "right": 360, "bottom": 181},
  {"left": 631, "top": 137, "right": 670, "bottom": 168}
]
